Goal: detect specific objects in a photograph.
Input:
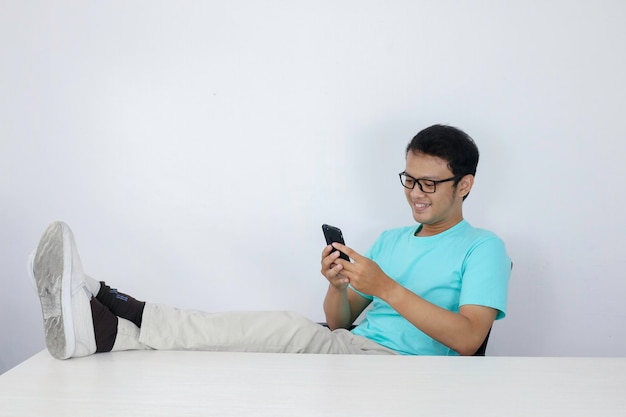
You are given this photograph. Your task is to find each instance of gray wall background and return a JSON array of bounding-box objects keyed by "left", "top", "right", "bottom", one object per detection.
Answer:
[{"left": 2, "top": 1, "right": 625, "bottom": 374}]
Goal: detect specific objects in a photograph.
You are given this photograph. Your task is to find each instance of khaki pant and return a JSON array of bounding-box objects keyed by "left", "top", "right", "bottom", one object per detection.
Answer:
[{"left": 112, "top": 303, "right": 397, "bottom": 355}]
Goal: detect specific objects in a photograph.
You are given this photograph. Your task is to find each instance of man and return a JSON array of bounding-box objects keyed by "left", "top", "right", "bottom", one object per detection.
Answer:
[{"left": 29, "top": 124, "right": 510, "bottom": 359}]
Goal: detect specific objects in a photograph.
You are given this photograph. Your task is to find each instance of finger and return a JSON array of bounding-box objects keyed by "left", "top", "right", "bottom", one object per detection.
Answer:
[
  {"left": 332, "top": 264, "right": 346, "bottom": 279},
  {"left": 331, "top": 242, "right": 361, "bottom": 260},
  {"left": 322, "top": 254, "right": 343, "bottom": 276},
  {"left": 321, "top": 244, "right": 334, "bottom": 258},
  {"left": 326, "top": 263, "right": 349, "bottom": 285},
  {"left": 321, "top": 249, "right": 341, "bottom": 269},
  {"left": 332, "top": 263, "right": 350, "bottom": 283}
]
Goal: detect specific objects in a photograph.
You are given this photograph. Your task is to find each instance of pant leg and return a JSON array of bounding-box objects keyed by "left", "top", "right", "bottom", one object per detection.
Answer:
[
  {"left": 331, "top": 329, "right": 399, "bottom": 355},
  {"left": 137, "top": 303, "right": 396, "bottom": 355},
  {"left": 111, "top": 317, "right": 151, "bottom": 352}
]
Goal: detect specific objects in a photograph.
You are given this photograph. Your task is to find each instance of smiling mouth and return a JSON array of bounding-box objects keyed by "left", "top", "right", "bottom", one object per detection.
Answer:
[{"left": 413, "top": 202, "right": 430, "bottom": 211}]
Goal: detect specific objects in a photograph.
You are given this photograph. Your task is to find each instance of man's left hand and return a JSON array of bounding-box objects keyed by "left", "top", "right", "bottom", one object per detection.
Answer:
[{"left": 331, "top": 242, "right": 396, "bottom": 299}]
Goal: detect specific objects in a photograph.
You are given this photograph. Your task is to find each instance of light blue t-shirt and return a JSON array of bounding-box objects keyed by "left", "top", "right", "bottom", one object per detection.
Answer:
[{"left": 351, "top": 220, "right": 511, "bottom": 356}]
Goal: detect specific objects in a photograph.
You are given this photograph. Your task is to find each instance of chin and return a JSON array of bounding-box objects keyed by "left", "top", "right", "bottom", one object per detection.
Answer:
[{"left": 412, "top": 213, "right": 430, "bottom": 224}]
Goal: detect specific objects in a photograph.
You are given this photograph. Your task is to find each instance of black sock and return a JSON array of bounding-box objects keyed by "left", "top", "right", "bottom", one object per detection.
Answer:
[
  {"left": 96, "top": 282, "right": 145, "bottom": 328},
  {"left": 90, "top": 297, "right": 118, "bottom": 353}
]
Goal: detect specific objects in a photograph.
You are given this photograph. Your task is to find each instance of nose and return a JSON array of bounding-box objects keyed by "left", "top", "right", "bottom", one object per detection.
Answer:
[{"left": 409, "top": 184, "right": 426, "bottom": 198}]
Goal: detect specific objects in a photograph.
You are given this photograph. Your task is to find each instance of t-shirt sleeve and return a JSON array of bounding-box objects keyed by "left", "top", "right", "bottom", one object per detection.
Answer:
[{"left": 459, "top": 236, "right": 511, "bottom": 319}]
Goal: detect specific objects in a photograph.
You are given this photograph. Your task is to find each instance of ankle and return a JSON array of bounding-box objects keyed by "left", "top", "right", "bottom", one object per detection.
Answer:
[
  {"left": 90, "top": 297, "right": 118, "bottom": 353},
  {"left": 96, "top": 283, "right": 145, "bottom": 328}
]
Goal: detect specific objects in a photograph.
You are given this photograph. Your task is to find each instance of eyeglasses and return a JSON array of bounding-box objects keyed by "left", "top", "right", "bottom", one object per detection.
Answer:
[{"left": 398, "top": 172, "right": 458, "bottom": 193}]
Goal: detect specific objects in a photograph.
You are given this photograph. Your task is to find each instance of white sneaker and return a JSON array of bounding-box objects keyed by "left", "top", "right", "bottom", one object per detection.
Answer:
[{"left": 29, "top": 221, "right": 96, "bottom": 359}]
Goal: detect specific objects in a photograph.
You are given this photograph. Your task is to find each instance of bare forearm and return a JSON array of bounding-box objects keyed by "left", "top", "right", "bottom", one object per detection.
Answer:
[
  {"left": 382, "top": 283, "right": 494, "bottom": 355},
  {"left": 323, "top": 285, "right": 353, "bottom": 330}
]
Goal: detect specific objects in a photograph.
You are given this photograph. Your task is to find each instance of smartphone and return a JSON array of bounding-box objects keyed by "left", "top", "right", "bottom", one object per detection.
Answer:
[{"left": 322, "top": 224, "right": 350, "bottom": 261}]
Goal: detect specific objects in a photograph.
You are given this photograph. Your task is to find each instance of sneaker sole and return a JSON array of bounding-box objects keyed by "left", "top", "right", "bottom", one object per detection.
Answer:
[{"left": 32, "top": 222, "right": 75, "bottom": 359}]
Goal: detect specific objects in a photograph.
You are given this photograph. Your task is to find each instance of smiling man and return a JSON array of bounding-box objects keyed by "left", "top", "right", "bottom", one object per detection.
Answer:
[
  {"left": 29, "top": 124, "right": 510, "bottom": 359},
  {"left": 323, "top": 125, "right": 511, "bottom": 355}
]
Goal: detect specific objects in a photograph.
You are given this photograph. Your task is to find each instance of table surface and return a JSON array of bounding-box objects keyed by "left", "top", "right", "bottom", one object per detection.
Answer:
[{"left": 1, "top": 350, "right": 625, "bottom": 417}]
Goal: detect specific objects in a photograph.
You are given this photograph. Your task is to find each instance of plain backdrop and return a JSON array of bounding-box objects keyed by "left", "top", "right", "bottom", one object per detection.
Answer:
[{"left": 2, "top": 1, "right": 625, "bottom": 374}]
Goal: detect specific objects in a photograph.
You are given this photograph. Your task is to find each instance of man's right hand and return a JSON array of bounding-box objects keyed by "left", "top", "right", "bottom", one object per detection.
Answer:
[
  {"left": 320, "top": 245, "right": 350, "bottom": 290},
  {"left": 321, "top": 244, "right": 372, "bottom": 330}
]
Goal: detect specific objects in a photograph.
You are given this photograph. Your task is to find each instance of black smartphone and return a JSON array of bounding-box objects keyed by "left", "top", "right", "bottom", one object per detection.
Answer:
[{"left": 322, "top": 224, "right": 350, "bottom": 261}]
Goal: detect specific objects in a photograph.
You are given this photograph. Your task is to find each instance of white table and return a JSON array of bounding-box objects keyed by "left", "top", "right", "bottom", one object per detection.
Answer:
[{"left": 1, "top": 350, "right": 625, "bottom": 416}]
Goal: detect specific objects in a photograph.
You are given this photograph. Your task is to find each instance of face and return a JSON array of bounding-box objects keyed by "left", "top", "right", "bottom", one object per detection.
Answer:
[{"left": 403, "top": 151, "right": 473, "bottom": 236}]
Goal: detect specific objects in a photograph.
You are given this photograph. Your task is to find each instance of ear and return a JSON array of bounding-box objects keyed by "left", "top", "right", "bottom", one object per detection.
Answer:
[{"left": 457, "top": 174, "right": 474, "bottom": 199}]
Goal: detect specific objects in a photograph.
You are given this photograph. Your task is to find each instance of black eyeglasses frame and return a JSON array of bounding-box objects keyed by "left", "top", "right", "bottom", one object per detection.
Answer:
[{"left": 398, "top": 172, "right": 459, "bottom": 193}]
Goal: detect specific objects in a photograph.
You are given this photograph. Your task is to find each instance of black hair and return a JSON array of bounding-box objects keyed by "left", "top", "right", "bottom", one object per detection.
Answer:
[
  {"left": 406, "top": 124, "right": 479, "bottom": 177},
  {"left": 406, "top": 124, "right": 479, "bottom": 199}
]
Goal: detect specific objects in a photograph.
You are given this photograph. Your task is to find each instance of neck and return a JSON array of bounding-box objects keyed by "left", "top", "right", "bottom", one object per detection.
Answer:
[{"left": 415, "top": 218, "right": 464, "bottom": 237}]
